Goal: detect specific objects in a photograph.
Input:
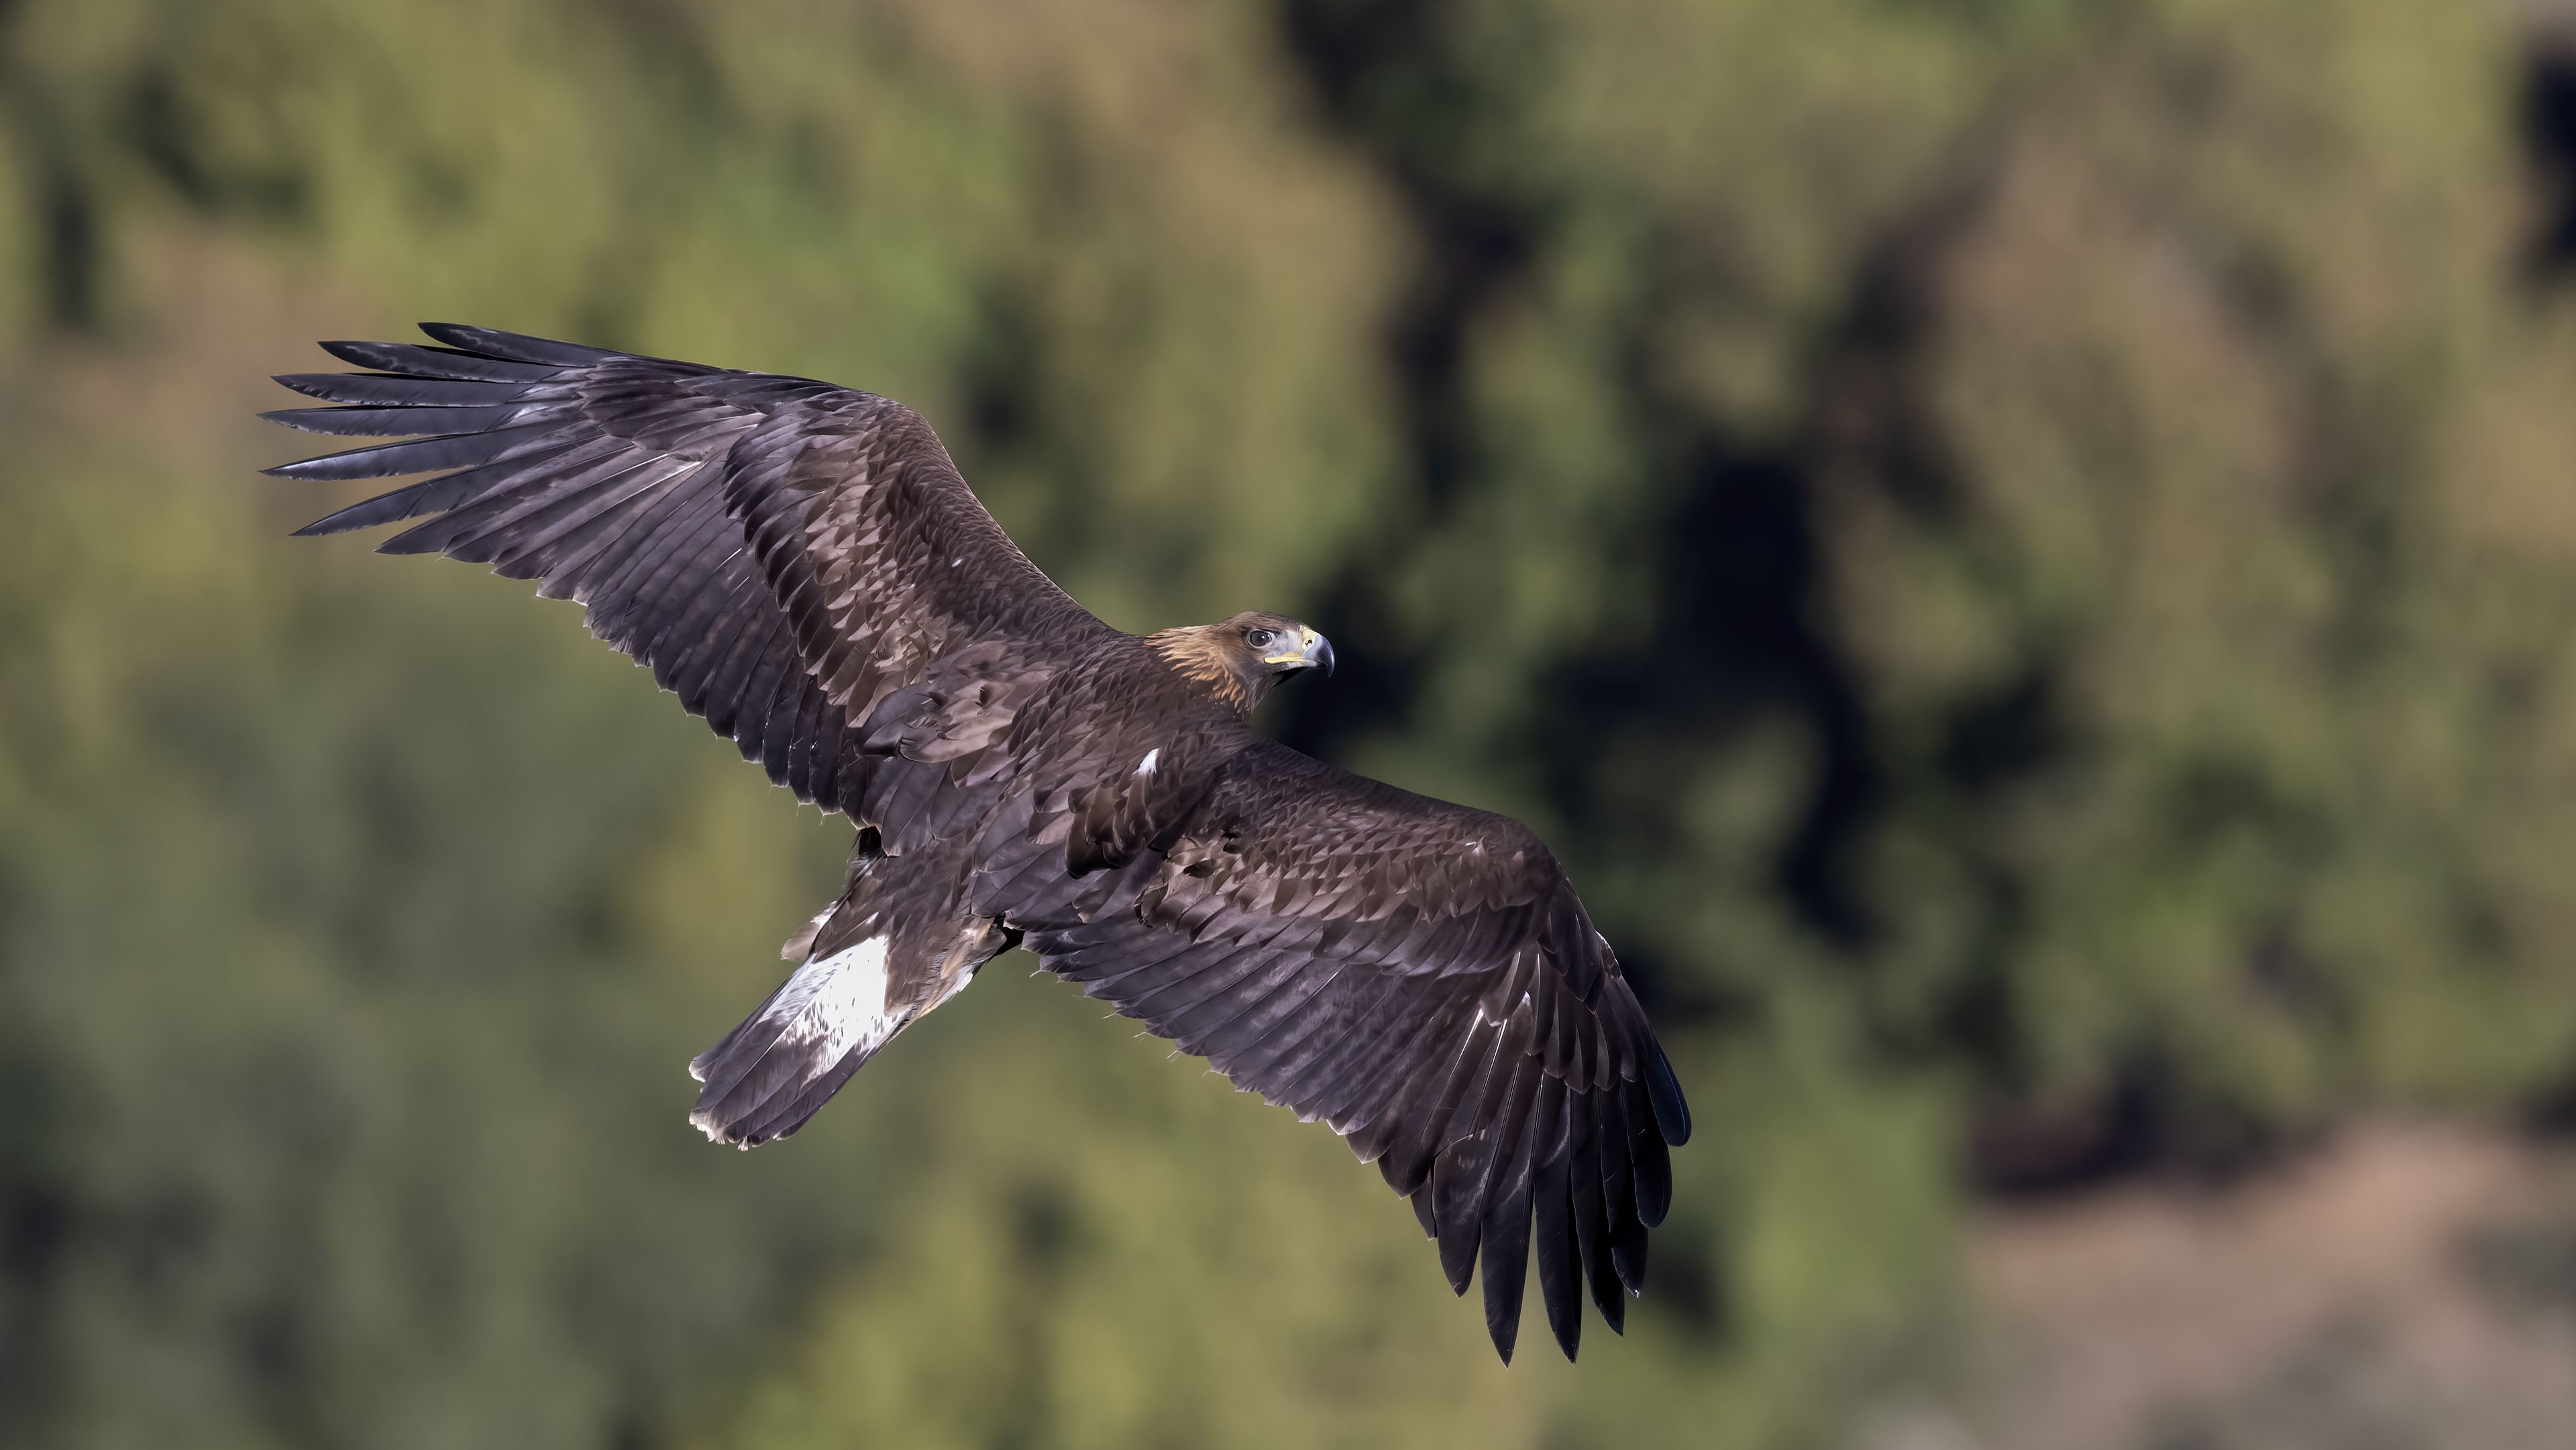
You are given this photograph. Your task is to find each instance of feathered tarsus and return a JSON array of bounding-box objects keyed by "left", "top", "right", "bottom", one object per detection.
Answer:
[{"left": 262, "top": 323, "right": 1690, "bottom": 1363}]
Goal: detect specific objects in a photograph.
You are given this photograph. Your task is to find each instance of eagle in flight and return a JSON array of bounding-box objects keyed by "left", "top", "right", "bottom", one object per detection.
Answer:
[{"left": 261, "top": 325, "right": 1690, "bottom": 1363}]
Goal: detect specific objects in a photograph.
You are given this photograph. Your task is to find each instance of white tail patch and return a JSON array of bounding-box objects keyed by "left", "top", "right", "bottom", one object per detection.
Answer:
[
  {"left": 779, "top": 935, "right": 898, "bottom": 1061},
  {"left": 688, "top": 935, "right": 900, "bottom": 1142},
  {"left": 1136, "top": 748, "right": 1160, "bottom": 776}
]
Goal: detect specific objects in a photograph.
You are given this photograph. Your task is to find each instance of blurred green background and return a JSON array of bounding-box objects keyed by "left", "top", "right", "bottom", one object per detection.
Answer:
[{"left": 7, "top": 1, "right": 2576, "bottom": 1445}]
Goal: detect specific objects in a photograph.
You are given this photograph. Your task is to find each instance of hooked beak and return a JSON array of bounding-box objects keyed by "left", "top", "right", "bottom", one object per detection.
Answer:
[{"left": 1264, "top": 627, "right": 1334, "bottom": 676}]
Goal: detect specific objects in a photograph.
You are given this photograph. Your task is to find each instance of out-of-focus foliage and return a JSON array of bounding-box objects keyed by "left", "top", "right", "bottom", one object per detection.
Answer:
[
  {"left": 1825, "top": 0, "right": 2576, "bottom": 1153},
  {"left": 1, "top": 1, "right": 2573, "bottom": 1447}
]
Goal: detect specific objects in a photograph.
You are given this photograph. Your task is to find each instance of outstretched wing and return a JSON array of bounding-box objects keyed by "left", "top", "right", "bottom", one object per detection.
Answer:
[
  {"left": 989, "top": 735, "right": 1693, "bottom": 1364},
  {"left": 262, "top": 325, "right": 1113, "bottom": 812}
]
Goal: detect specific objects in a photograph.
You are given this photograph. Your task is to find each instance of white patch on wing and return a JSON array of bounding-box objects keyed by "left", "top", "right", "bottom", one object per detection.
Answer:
[{"left": 1136, "top": 748, "right": 1160, "bottom": 776}]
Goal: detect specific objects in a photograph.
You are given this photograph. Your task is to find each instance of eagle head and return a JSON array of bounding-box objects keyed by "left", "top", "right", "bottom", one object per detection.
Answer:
[{"left": 1150, "top": 611, "right": 1334, "bottom": 713}]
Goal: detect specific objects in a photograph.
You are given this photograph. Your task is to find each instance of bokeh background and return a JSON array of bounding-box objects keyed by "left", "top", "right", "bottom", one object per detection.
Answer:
[{"left": 7, "top": 1, "right": 2576, "bottom": 1445}]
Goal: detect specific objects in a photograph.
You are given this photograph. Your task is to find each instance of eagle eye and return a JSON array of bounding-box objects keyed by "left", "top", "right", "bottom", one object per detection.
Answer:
[{"left": 1246, "top": 628, "right": 1275, "bottom": 650}]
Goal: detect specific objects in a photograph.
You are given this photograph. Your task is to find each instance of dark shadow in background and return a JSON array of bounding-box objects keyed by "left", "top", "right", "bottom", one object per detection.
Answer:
[
  {"left": 1275, "top": 0, "right": 1882, "bottom": 978},
  {"left": 2523, "top": 39, "right": 2576, "bottom": 278}
]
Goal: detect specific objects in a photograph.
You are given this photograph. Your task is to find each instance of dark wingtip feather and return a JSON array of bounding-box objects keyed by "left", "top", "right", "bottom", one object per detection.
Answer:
[
  {"left": 1532, "top": 1116, "right": 1583, "bottom": 1359},
  {"left": 418, "top": 321, "right": 617, "bottom": 366},
  {"left": 1634, "top": 1125, "right": 1674, "bottom": 1228},
  {"left": 1647, "top": 1045, "right": 1692, "bottom": 1146},
  {"left": 259, "top": 406, "right": 420, "bottom": 437},
  {"left": 315, "top": 339, "right": 439, "bottom": 373},
  {"left": 1440, "top": 1241, "right": 1477, "bottom": 1296},
  {"left": 288, "top": 486, "right": 431, "bottom": 536},
  {"left": 1610, "top": 1231, "right": 1648, "bottom": 1298},
  {"left": 272, "top": 372, "right": 527, "bottom": 407},
  {"left": 259, "top": 422, "right": 554, "bottom": 482},
  {"left": 376, "top": 515, "right": 460, "bottom": 555},
  {"left": 1595, "top": 1263, "right": 1627, "bottom": 1335},
  {"left": 268, "top": 403, "right": 529, "bottom": 438},
  {"left": 317, "top": 338, "right": 558, "bottom": 382},
  {"left": 260, "top": 437, "right": 429, "bottom": 481},
  {"left": 1481, "top": 1218, "right": 1529, "bottom": 1365}
]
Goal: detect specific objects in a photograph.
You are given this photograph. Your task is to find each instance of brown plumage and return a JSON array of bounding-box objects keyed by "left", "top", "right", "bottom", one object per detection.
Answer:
[
  {"left": 1144, "top": 612, "right": 1324, "bottom": 714},
  {"left": 260, "top": 325, "right": 1690, "bottom": 1364}
]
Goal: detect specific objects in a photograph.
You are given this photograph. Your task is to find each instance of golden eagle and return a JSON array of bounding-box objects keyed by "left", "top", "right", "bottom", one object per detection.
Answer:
[{"left": 262, "top": 325, "right": 1690, "bottom": 1363}]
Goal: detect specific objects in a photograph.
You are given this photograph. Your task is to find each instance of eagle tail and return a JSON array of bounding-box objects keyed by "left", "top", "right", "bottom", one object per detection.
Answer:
[
  {"left": 688, "top": 836, "right": 1006, "bottom": 1147},
  {"left": 686, "top": 931, "right": 912, "bottom": 1147}
]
